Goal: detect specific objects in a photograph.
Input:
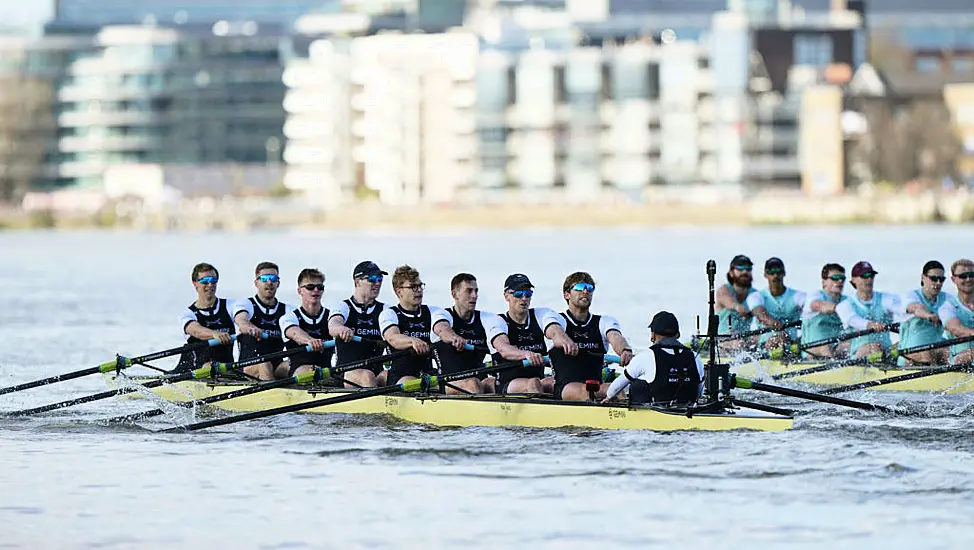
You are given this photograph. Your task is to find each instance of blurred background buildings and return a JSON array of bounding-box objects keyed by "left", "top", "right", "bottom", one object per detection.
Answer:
[{"left": 1, "top": 0, "right": 973, "bottom": 217}]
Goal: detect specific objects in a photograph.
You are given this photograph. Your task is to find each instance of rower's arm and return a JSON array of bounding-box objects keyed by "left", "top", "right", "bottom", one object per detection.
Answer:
[
  {"left": 750, "top": 305, "right": 779, "bottom": 328},
  {"left": 945, "top": 318, "right": 974, "bottom": 338},
  {"left": 906, "top": 302, "right": 933, "bottom": 319},
  {"left": 809, "top": 299, "right": 836, "bottom": 314},
  {"left": 184, "top": 321, "right": 222, "bottom": 340},
  {"left": 715, "top": 284, "right": 737, "bottom": 311},
  {"left": 284, "top": 325, "right": 316, "bottom": 345},
  {"left": 432, "top": 319, "right": 463, "bottom": 346},
  {"left": 490, "top": 333, "right": 532, "bottom": 361},
  {"left": 233, "top": 311, "right": 261, "bottom": 336}
]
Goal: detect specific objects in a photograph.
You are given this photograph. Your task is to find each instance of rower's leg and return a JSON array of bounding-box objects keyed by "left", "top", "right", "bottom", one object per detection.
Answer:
[
  {"left": 855, "top": 343, "right": 884, "bottom": 359},
  {"left": 902, "top": 351, "right": 934, "bottom": 366},
  {"left": 932, "top": 348, "right": 949, "bottom": 365},
  {"left": 952, "top": 349, "right": 974, "bottom": 365},
  {"left": 481, "top": 376, "right": 496, "bottom": 394},
  {"left": 803, "top": 344, "right": 833, "bottom": 359},
  {"left": 506, "top": 377, "right": 543, "bottom": 394},
  {"left": 558, "top": 382, "right": 589, "bottom": 401},
  {"left": 835, "top": 341, "right": 851, "bottom": 358},
  {"left": 344, "top": 368, "right": 377, "bottom": 389},
  {"left": 243, "top": 362, "right": 275, "bottom": 381},
  {"left": 540, "top": 376, "right": 555, "bottom": 394},
  {"left": 376, "top": 370, "right": 388, "bottom": 387},
  {"left": 273, "top": 360, "right": 291, "bottom": 380},
  {"left": 445, "top": 377, "right": 482, "bottom": 395}
]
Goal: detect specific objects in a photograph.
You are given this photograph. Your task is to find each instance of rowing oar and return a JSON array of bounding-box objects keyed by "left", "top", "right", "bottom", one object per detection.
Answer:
[
  {"left": 164, "top": 355, "right": 561, "bottom": 432},
  {"left": 734, "top": 375, "right": 898, "bottom": 414},
  {"left": 765, "top": 323, "right": 902, "bottom": 360},
  {"left": 819, "top": 360, "right": 974, "bottom": 395},
  {"left": 771, "top": 334, "right": 974, "bottom": 381},
  {"left": 6, "top": 338, "right": 348, "bottom": 417},
  {"left": 103, "top": 348, "right": 413, "bottom": 424},
  {"left": 0, "top": 336, "right": 238, "bottom": 397},
  {"left": 690, "top": 320, "right": 801, "bottom": 350}
]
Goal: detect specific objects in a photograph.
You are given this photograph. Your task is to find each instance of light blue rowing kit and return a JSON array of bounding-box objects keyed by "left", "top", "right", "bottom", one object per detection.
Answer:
[
  {"left": 801, "top": 290, "right": 846, "bottom": 357},
  {"left": 717, "top": 283, "right": 757, "bottom": 336},
  {"left": 898, "top": 288, "right": 949, "bottom": 365}
]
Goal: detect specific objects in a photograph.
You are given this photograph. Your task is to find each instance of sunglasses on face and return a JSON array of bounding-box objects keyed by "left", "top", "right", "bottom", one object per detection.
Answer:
[
  {"left": 827, "top": 274, "right": 847, "bottom": 282},
  {"left": 257, "top": 274, "right": 280, "bottom": 284},
  {"left": 196, "top": 275, "right": 218, "bottom": 285},
  {"left": 734, "top": 265, "right": 753, "bottom": 272},
  {"left": 400, "top": 283, "right": 425, "bottom": 291},
  {"left": 358, "top": 275, "right": 383, "bottom": 283},
  {"left": 955, "top": 272, "right": 974, "bottom": 280},
  {"left": 512, "top": 289, "right": 534, "bottom": 299},
  {"left": 926, "top": 275, "right": 947, "bottom": 283},
  {"left": 301, "top": 283, "right": 324, "bottom": 291},
  {"left": 859, "top": 272, "right": 876, "bottom": 279},
  {"left": 766, "top": 268, "right": 784, "bottom": 275},
  {"left": 571, "top": 282, "right": 595, "bottom": 293}
]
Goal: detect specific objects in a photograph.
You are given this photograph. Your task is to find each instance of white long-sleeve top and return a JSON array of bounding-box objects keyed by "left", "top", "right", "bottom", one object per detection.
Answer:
[
  {"left": 835, "top": 292, "right": 900, "bottom": 330},
  {"left": 605, "top": 347, "right": 704, "bottom": 400}
]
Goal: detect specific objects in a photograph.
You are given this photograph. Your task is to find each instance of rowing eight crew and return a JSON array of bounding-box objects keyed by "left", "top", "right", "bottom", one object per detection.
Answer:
[
  {"left": 174, "top": 260, "right": 702, "bottom": 404},
  {"left": 715, "top": 255, "right": 974, "bottom": 365}
]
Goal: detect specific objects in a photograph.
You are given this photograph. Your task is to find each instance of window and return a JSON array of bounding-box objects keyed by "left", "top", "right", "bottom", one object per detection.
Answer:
[{"left": 794, "top": 34, "right": 833, "bottom": 68}]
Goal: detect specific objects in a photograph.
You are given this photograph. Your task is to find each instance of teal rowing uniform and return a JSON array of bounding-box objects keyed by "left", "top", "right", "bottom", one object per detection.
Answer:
[
  {"left": 943, "top": 296, "right": 974, "bottom": 361},
  {"left": 752, "top": 287, "right": 802, "bottom": 345},
  {"left": 847, "top": 292, "right": 894, "bottom": 356},
  {"left": 717, "top": 283, "right": 757, "bottom": 336},
  {"left": 801, "top": 290, "right": 846, "bottom": 357},
  {"left": 897, "top": 288, "right": 949, "bottom": 365}
]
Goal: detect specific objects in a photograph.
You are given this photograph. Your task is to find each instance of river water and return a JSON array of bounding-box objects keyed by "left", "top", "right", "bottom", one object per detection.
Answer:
[{"left": 2, "top": 227, "right": 973, "bottom": 549}]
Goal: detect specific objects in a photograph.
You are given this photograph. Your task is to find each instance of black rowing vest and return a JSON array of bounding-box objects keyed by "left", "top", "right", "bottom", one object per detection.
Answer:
[
  {"left": 549, "top": 312, "right": 607, "bottom": 387},
  {"left": 492, "top": 309, "right": 547, "bottom": 387},
  {"left": 387, "top": 305, "right": 435, "bottom": 381},
  {"left": 628, "top": 339, "right": 700, "bottom": 405},
  {"left": 175, "top": 298, "right": 235, "bottom": 371},
  {"left": 433, "top": 308, "right": 488, "bottom": 375},
  {"left": 237, "top": 296, "right": 287, "bottom": 361},
  {"left": 285, "top": 307, "right": 334, "bottom": 368},
  {"left": 335, "top": 299, "right": 386, "bottom": 368}
]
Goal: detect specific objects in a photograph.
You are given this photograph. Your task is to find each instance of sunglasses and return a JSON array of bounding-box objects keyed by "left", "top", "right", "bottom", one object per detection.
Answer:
[
  {"left": 827, "top": 274, "right": 847, "bottom": 282},
  {"left": 734, "top": 265, "right": 753, "bottom": 272},
  {"left": 358, "top": 275, "right": 383, "bottom": 283},
  {"left": 571, "top": 282, "right": 595, "bottom": 292},
  {"left": 766, "top": 268, "right": 784, "bottom": 275},
  {"left": 859, "top": 272, "right": 876, "bottom": 279},
  {"left": 257, "top": 274, "right": 280, "bottom": 284},
  {"left": 955, "top": 272, "right": 974, "bottom": 280},
  {"left": 926, "top": 275, "right": 947, "bottom": 283},
  {"left": 301, "top": 283, "right": 324, "bottom": 291},
  {"left": 197, "top": 275, "right": 218, "bottom": 285},
  {"left": 511, "top": 289, "right": 534, "bottom": 299},
  {"left": 400, "top": 283, "right": 425, "bottom": 291}
]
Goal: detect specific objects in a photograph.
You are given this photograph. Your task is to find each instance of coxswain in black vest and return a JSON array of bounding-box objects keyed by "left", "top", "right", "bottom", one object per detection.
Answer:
[
  {"left": 380, "top": 265, "right": 441, "bottom": 386},
  {"left": 548, "top": 272, "right": 633, "bottom": 401},
  {"left": 486, "top": 273, "right": 574, "bottom": 395},
  {"left": 431, "top": 273, "right": 494, "bottom": 394},
  {"left": 327, "top": 260, "right": 388, "bottom": 387},
  {"left": 175, "top": 262, "right": 235, "bottom": 373},
  {"left": 602, "top": 311, "right": 704, "bottom": 405},
  {"left": 280, "top": 268, "right": 337, "bottom": 383},
  {"left": 233, "top": 261, "right": 288, "bottom": 381}
]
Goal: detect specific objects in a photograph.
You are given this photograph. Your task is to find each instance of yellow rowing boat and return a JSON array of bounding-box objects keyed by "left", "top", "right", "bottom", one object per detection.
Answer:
[
  {"left": 732, "top": 359, "right": 974, "bottom": 393},
  {"left": 102, "top": 374, "right": 793, "bottom": 432}
]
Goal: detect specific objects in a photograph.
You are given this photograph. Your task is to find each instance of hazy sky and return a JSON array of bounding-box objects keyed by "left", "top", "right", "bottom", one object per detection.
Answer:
[{"left": 1, "top": 0, "right": 54, "bottom": 30}]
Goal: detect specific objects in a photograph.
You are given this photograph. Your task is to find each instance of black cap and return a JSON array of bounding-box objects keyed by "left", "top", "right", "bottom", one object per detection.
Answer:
[
  {"left": 922, "top": 260, "right": 944, "bottom": 274},
  {"left": 353, "top": 261, "right": 387, "bottom": 278},
  {"left": 649, "top": 311, "right": 680, "bottom": 337},
  {"left": 730, "top": 254, "right": 753, "bottom": 268},
  {"left": 765, "top": 257, "right": 785, "bottom": 271},
  {"left": 504, "top": 273, "right": 534, "bottom": 291}
]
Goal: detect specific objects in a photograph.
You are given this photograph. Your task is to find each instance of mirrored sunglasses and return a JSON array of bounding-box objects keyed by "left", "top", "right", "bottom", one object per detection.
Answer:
[
  {"left": 257, "top": 274, "right": 281, "bottom": 283},
  {"left": 766, "top": 268, "right": 784, "bottom": 275},
  {"left": 512, "top": 289, "right": 534, "bottom": 299},
  {"left": 359, "top": 275, "right": 383, "bottom": 283},
  {"left": 734, "top": 265, "right": 753, "bottom": 272},
  {"left": 571, "top": 282, "right": 595, "bottom": 292},
  {"left": 859, "top": 272, "right": 876, "bottom": 279},
  {"left": 197, "top": 275, "right": 218, "bottom": 285}
]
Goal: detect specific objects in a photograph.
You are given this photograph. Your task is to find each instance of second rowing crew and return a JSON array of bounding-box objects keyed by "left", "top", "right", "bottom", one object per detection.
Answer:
[
  {"left": 177, "top": 260, "right": 705, "bottom": 406},
  {"left": 716, "top": 255, "right": 974, "bottom": 366}
]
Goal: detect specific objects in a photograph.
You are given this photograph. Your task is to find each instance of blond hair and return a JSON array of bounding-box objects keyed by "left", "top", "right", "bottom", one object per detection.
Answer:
[
  {"left": 951, "top": 259, "right": 974, "bottom": 276},
  {"left": 392, "top": 265, "right": 420, "bottom": 289}
]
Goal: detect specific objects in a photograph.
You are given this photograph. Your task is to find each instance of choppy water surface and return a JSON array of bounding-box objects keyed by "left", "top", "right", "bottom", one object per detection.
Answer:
[{"left": 2, "top": 226, "right": 973, "bottom": 549}]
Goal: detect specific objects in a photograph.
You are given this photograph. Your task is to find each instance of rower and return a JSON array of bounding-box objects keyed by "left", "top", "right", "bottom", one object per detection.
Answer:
[
  {"left": 279, "top": 268, "right": 336, "bottom": 383},
  {"left": 800, "top": 263, "right": 849, "bottom": 358},
  {"left": 327, "top": 261, "right": 388, "bottom": 387},
  {"left": 940, "top": 258, "right": 974, "bottom": 365},
  {"left": 602, "top": 311, "right": 703, "bottom": 405},
  {"left": 379, "top": 265, "right": 446, "bottom": 386},
  {"left": 546, "top": 272, "right": 633, "bottom": 401},
  {"left": 430, "top": 273, "right": 495, "bottom": 394},
  {"left": 747, "top": 257, "right": 806, "bottom": 351},
  {"left": 835, "top": 261, "right": 900, "bottom": 359},
  {"left": 233, "top": 262, "right": 288, "bottom": 381},
  {"left": 484, "top": 273, "right": 558, "bottom": 394},
  {"left": 174, "top": 262, "right": 235, "bottom": 373},
  {"left": 899, "top": 260, "right": 951, "bottom": 366},
  {"left": 715, "top": 254, "right": 758, "bottom": 350}
]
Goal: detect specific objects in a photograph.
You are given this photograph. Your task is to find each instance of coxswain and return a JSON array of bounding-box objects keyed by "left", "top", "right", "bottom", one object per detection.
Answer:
[
  {"left": 278, "top": 268, "right": 336, "bottom": 382},
  {"left": 545, "top": 272, "right": 633, "bottom": 401},
  {"left": 233, "top": 262, "right": 288, "bottom": 381},
  {"left": 327, "top": 261, "right": 389, "bottom": 387},
  {"left": 835, "top": 261, "right": 900, "bottom": 358},
  {"left": 898, "top": 260, "right": 951, "bottom": 365},
  {"left": 174, "top": 262, "right": 235, "bottom": 372},
  {"left": 602, "top": 311, "right": 703, "bottom": 405}
]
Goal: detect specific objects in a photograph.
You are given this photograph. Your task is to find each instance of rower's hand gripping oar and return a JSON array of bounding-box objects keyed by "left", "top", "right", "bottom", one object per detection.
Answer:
[
  {"left": 102, "top": 348, "right": 413, "bottom": 424},
  {"left": 734, "top": 375, "right": 899, "bottom": 414},
  {"left": 0, "top": 335, "right": 238, "bottom": 397},
  {"left": 766, "top": 323, "right": 901, "bottom": 360},
  {"left": 164, "top": 355, "right": 569, "bottom": 433},
  {"left": 6, "top": 338, "right": 350, "bottom": 417}
]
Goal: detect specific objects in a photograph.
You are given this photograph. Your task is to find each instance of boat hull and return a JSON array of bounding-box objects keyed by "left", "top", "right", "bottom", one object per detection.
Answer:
[
  {"left": 733, "top": 359, "right": 974, "bottom": 393},
  {"left": 104, "top": 375, "right": 793, "bottom": 432}
]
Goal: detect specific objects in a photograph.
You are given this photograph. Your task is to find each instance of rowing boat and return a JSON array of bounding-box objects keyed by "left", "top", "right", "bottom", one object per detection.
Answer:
[
  {"left": 101, "top": 374, "right": 793, "bottom": 432},
  {"left": 731, "top": 359, "right": 974, "bottom": 393}
]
